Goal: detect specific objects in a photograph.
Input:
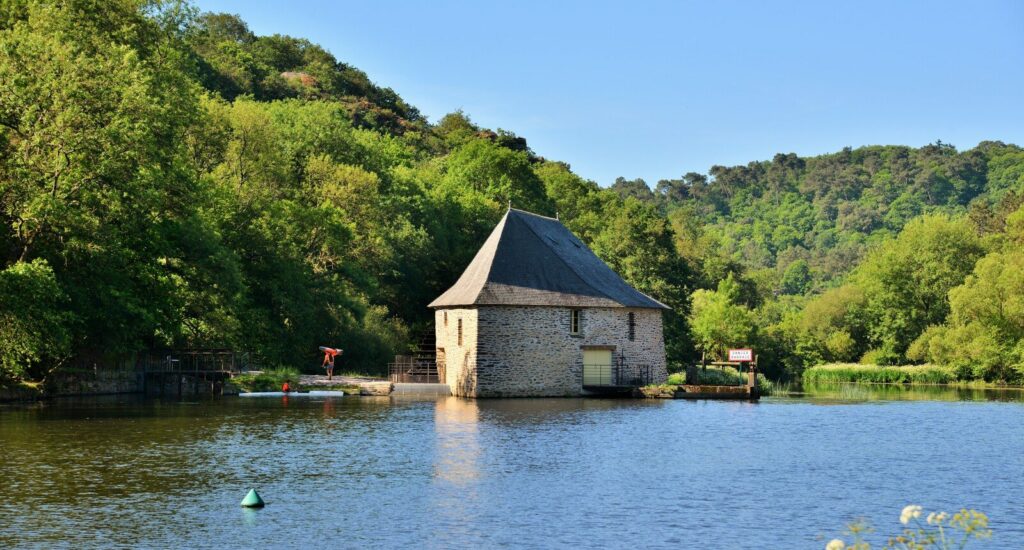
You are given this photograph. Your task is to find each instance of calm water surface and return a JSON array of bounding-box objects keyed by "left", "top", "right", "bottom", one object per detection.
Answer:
[{"left": 1, "top": 386, "right": 1022, "bottom": 549}]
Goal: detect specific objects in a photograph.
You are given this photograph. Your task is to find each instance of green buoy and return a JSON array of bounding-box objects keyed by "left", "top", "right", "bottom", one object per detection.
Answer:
[{"left": 240, "top": 488, "right": 265, "bottom": 508}]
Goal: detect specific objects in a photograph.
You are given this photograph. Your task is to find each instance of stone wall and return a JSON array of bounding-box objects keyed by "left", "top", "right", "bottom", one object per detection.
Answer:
[
  {"left": 435, "top": 308, "right": 479, "bottom": 397},
  {"left": 436, "top": 306, "right": 667, "bottom": 398},
  {"left": 2, "top": 364, "right": 143, "bottom": 402},
  {"left": 44, "top": 364, "right": 142, "bottom": 397}
]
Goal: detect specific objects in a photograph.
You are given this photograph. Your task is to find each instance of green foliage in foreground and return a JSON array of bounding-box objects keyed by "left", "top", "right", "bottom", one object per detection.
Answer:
[{"left": 802, "top": 363, "right": 958, "bottom": 385}]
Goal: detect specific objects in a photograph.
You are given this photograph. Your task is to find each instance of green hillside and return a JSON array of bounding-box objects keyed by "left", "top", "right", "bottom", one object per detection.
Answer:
[
  {"left": 1, "top": 1, "right": 1021, "bottom": 384},
  {"left": 647, "top": 144, "right": 1024, "bottom": 379}
]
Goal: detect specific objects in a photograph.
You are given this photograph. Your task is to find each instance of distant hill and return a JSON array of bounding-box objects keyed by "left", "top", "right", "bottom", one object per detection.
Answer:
[{"left": 614, "top": 142, "right": 1024, "bottom": 296}]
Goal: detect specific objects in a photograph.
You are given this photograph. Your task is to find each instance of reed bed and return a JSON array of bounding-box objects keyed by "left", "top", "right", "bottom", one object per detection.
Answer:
[{"left": 802, "top": 363, "right": 958, "bottom": 385}]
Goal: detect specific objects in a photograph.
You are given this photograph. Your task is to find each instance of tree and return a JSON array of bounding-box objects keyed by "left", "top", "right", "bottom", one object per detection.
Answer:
[
  {"left": 780, "top": 260, "right": 811, "bottom": 295},
  {"left": 441, "top": 139, "right": 551, "bottom": 215},
  {"left": 688, "top": 275, "right": 756, "bottom": 360},
  {"left": 610, "top": 177, "right": 655, "bottom": 202},
  {"left": 0, "top": 260, "right": 70, "bottom": 381},
  {"left": 854, "top": 215, "right": 986, "bottom": 361},
  {"left": 0, "top": 0, "right": 211, "bottom": 355},
  {"left": 910, "top": 250, "right": 1024, "bottom": 381},
  {"left": 591, "top": 198, "right": 695, "bottom": 363}
]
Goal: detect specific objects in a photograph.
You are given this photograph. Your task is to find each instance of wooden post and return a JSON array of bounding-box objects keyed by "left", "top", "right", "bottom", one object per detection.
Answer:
[{"left": 747, "top": 355, "right": 759, "bottom": 397}]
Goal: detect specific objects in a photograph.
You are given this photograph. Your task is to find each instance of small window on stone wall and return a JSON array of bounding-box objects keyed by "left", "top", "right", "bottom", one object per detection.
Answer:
[
  {"left": 444, "top": 311, "right": 448, "bottom": 326},
  {"left": 628, "top": 312, "right": 635, "bottom": 341},
  {"left": 570, "top": 309, "right": 581, "bottom": 335},
  {"left": 457, "top": 318, "right": 463, "bottom": 346}
]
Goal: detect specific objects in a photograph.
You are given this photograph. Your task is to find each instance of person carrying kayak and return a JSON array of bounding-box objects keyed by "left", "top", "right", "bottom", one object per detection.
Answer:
[{"left": 320, "top": 346, "right": 342, "bottom": 381}]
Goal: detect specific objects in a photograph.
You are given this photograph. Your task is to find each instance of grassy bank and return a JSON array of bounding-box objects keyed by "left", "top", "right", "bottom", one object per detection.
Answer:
[
  {"left": 803, "top": 363, "right": 959, "bottom": 385},
  {"left": 230, "top": 368, "right": 303, "bottom": 392}
]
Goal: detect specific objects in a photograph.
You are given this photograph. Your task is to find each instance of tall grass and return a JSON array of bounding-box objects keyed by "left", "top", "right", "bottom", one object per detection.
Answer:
[{"left": 802, "top": 363, "right": 957, "bottom": 385}]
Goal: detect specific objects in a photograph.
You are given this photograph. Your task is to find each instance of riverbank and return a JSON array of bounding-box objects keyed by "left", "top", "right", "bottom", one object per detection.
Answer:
[
  {"left": 228, "top": 368, "right": 378, "bottom": 394},
  {"left": 0, "top": 369, "right": 390, "bottom": 403}
]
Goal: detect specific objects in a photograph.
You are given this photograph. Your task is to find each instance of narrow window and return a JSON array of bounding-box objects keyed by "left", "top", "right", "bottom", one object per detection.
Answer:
[
  {"left": 570, "top": 309, "right": 581, "bottom": 335},
  {"left": 457, "top": 318, "right": 463, "bottom": 346},
  {"left": 627, "top": 312, "right": 636, "bottom": 341},
  {"left": 444, "top": 311, "right": 448, "bottom": 327}
]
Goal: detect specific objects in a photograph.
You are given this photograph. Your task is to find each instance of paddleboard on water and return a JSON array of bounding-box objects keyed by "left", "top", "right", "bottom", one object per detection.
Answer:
[{"left": 239, "top": 391, "right": 346, "bottom": 397}]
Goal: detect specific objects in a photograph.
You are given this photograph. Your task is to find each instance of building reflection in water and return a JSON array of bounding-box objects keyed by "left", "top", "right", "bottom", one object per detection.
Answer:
[
  {"left": 429, "top": 397, "right": 484, "bottom": 540},
  {"left": 432, "top": 397, "right": 481, "bottom": 485}
]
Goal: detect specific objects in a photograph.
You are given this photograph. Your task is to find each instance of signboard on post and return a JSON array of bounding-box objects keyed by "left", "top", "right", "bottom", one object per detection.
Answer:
[{"left": 728, "top": 348, "right": 753, "bottom": 362}]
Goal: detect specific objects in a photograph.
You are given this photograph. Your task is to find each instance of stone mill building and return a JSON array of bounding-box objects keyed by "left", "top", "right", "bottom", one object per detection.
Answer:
[{"left": 429, "top": 208, "right": 669, "bottom": 397}]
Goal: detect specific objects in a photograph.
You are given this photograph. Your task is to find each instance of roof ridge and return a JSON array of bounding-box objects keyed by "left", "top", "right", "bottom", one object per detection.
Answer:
[
  {"left": 479, "top": 210, "right": 511, "bottom": 286},
  {"left": 508, "top": 207, "right": 558, "bottom": 221},
  {"left": 481, "top": 210, "right": 507, "bottom": 283}
]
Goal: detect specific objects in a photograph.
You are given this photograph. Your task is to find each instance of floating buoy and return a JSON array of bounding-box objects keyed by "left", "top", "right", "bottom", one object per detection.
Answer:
[{"left": 241, "top": 488, "right": 265, "bottom": 508}]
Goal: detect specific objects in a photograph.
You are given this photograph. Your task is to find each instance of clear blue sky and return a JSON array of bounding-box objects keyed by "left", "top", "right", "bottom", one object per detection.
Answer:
[{"left": 195, "top": 0, "right": 1024, "bottom": 187}]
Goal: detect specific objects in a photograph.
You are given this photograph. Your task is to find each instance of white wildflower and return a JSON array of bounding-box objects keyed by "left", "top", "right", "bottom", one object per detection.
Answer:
[
  {"left": 825, "top": 539, "right": 846, "bottom": 550},
  {"left": 926, "top": 512, "right": 937, "bottom": 524},
  {"left": 900, "top": 504, "right": 923, "bottom": 525}
]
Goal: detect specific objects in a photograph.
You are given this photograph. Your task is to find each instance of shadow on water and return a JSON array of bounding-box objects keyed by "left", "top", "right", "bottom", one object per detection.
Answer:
[{"left": 789, "top": 382, "right": 1024, "bottom": 403}]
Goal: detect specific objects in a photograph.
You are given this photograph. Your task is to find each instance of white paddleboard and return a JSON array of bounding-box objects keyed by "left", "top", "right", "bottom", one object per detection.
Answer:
[{"left": 239, "top": 391, "right": 345, "bottom": 397}]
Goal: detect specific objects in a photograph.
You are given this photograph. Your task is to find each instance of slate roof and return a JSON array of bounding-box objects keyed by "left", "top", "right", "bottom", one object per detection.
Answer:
[{"left": 428, "top": 209, "right": 669, "bottom": 309}]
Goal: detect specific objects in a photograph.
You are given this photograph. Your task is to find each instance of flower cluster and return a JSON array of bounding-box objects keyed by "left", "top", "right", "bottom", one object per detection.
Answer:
[
  {"left": 899, "top": 505, "right": 923, "bottom": 525},
  {"left": 826, "top": 504, "right": 992, "bottom": 549}
]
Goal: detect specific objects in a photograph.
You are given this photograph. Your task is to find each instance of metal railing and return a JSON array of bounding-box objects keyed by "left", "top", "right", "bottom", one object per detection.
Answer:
[
  {"left": 388, "top": 360, "right": 440, "bottom": 383},
  {"left": 139, "top": 349, "right": 240, "bottom": 374},
  {"left": 582, "top": 363, "right": 653, "bottom": 387}
]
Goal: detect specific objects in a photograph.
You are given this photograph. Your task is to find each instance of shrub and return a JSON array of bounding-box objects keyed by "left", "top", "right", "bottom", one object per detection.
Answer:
[
  {"left": 667, "top": 367, "right": 773, "bottom": 393},
  {"left": 859, "top": 348, "right": 900, "bottom": 366},
  {"left": 231, "top": 367, "right": 302, "bottom": 392}
]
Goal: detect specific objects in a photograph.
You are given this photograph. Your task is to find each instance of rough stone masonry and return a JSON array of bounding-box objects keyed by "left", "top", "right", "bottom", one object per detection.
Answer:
[{"left": 436, "top": 306, "right": 667, "bottom": 397}]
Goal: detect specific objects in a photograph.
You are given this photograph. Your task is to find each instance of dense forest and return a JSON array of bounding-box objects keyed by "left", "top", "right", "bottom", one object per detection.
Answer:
[{"left": 1, "top": 1, "right": 1022, "bottom": 384}]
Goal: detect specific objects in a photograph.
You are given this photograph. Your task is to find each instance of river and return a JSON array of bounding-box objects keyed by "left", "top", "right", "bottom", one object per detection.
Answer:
[{"left": 1, "top": 386, "right": 1022, "bottom": 549}]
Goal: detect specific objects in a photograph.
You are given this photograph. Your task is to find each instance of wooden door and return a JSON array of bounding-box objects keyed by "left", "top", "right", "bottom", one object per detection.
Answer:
[{"left": 583, "top": 349, "right": 613, "bottom": 386}]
